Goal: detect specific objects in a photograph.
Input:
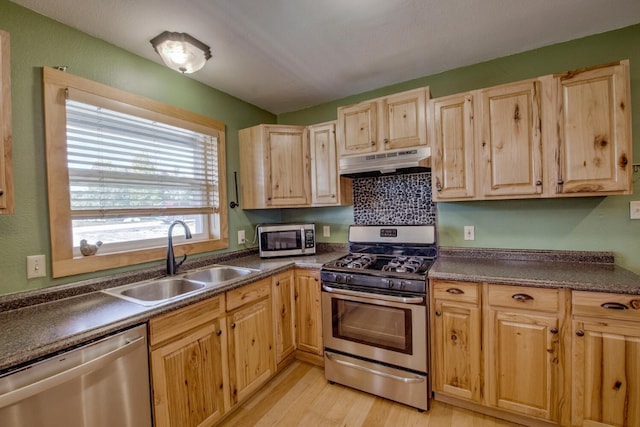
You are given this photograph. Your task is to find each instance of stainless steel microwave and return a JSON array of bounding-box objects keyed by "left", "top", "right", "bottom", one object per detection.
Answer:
[{"left": 257, "top": 223, "right": 316, "bottom": 258}]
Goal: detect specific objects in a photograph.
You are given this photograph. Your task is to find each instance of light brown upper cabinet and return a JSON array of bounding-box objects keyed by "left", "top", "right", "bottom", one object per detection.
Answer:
[
  {"left": 478, "top": 80, "right": 543, "bottom": 198},
  {"left": 0, "top": 30, "right": 13, "bottom": 214},
  {"left": 543, "top": 60, "right": 632, "bottom": 196},
  {"left": 240, "top": 123, "right": 352, "bottom": 209},
  {"left": 308, "top": 121, "right": 353, "bottom": 206},
  {"left": 239, "top": 124, "right": 310, "bottom": 209},
  {"left": 429, "top": 60, "right": 632, "bottom": 202},
  {"left": 337, "top": 87, "right": 429, "bottom": 157},
  {"left": 428, "top": 92, "right": 476, "bottom": 200}
]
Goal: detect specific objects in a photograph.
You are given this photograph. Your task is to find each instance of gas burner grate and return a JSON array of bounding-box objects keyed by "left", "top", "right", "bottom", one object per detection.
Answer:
[
  {"left": 381, "top": 256, "right": 427, "bottom": 273},
  {"left": 335, "top": 254, "right": 377, "bottom": 269}
]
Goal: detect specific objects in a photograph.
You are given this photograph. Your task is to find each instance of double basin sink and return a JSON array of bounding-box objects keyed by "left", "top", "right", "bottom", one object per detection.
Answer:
[{"left": 103, "top": 265, "right": 260, "bottom": 306}]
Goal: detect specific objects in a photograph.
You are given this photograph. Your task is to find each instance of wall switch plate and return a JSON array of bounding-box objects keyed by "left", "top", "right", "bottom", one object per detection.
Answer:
[
  {"left": 323, "top": 225, "right": 330, "bottom": 237},
  {"left": 238, "top": 229, "right": 246, "bottom": 244},
  {"left": 27, "top": 255, "right": 46, "bottom": 279},
  {"left": 464, "top": 226, "right": 475, "bottom": 241},
  {"left": 630, "top": 201, "right": 640, "bottom": 219}
]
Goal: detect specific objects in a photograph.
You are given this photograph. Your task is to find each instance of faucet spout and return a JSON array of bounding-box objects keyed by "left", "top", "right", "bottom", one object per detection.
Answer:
[{"left": 167, "top": 220, "right": 193, "bottom": 276}]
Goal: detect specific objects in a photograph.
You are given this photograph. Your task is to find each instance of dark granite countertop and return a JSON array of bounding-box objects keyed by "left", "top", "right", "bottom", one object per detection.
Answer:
[
  {"left": 0, "top": 249, "right": 346, "bottom": 374},
  {"left": 429, "top": 247, "right": 640, "bottom": 295}
]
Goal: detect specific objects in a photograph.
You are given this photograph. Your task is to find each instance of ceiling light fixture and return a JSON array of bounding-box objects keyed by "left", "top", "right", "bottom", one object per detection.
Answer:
[{"left": 150, "top": 31, "right": 212, "bottom": 74}]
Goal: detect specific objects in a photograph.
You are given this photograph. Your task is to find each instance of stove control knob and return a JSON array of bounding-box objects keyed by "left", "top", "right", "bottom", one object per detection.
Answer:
[
  {"left": 345, "top": 275, "right": 353, "bottom": 284},
  {"left": 397, "top": 281, "right": 407, "bottom": 290},
  {"left": 384, "top": 279, "right": 395, "bottom": 289},
  {"left": 335, "top": 274, "right": 344, "bottom": 284}
]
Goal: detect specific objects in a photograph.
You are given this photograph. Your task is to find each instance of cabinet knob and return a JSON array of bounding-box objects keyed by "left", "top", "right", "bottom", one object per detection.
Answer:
[
  {"left": 276, "top": 281, "right": 280, "bottom": 287},
  {"left": 451, "top": 334, "right": 457, "bottom": 342},
  {"left": 0, "top": 188, "right": 3, "bottom": 196},
  {"left": 331, "top": 194, "right": 336, "bottom": 198},
  {"left": 557, "top": 179, "right": 564, "bottom": 185},
  {"left": 216, "top": 329, "right": 222, "bottom": 336},
  {"left": 231, "top": 322, "right": 236, "bottom": 329},
  {"left": 550, "top": 328, "right": 558, "bottom": 334},
  {"left": 383, "top": 138, "right": 389, "bottom": 144},
  {"left": 535, "top": 180, "right": 542, "bottom": 186},
  {"left": 370, "top": 141, "right": 376, "bottom": 146},
  {"left": 576, "top": 330, "right": 585, "bottom": 337},
  {"left": 435, "top": 311, "right": 442, "bottom": 317}
]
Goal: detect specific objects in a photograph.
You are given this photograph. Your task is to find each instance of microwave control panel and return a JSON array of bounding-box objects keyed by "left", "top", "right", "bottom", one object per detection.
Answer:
[{"left": 305, "top": 229, "right": 315, "bottom": 248}]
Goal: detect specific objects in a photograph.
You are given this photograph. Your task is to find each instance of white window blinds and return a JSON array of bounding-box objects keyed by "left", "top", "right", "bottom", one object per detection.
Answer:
[{"left": 65, "top": 96, "right": 219, "bottom": 216}]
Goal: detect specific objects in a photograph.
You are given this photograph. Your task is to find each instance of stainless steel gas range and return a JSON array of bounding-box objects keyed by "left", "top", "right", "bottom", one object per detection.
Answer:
[{"left": 321, "top": 224, "right": 436, "bottom": 411}]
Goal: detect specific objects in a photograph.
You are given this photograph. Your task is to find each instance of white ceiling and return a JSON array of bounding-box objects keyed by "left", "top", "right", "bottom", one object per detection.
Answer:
[{"left": 10, "top": 0, "right": 640, "bottom": 114}]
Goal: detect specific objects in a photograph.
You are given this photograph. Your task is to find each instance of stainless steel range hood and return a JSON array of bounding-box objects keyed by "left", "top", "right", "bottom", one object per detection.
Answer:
[{"left": 339, "top": 146, "right": 430, "bottom": 177}]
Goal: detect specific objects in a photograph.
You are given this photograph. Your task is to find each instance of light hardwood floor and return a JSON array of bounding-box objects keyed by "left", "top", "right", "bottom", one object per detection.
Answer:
[{"left": 218, "top": 361, "right": 524, "bottom": 427}]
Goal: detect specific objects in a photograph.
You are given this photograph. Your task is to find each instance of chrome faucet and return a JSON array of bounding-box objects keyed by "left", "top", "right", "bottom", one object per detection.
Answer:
[{"left": 167, "top": 220, "right": 192, "bottom": 275}]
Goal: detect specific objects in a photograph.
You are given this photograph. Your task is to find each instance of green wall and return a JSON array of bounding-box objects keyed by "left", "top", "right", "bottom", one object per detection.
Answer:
[
  {"left": 0, "top": 0, "right": 282, "bottom": 295},
  {"left": 280, "top": 24, "right": 640, "bottom": 274}
]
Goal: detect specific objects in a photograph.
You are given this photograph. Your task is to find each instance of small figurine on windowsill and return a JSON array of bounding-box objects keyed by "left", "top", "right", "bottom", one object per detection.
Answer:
[{"left": 80, "top": 239, "right": 103, "bottom": 256}]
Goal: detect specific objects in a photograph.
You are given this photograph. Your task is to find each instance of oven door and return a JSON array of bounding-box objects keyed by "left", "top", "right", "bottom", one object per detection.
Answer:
[{"left": 321, "top": 284, "right": 427, "bottom": 373}]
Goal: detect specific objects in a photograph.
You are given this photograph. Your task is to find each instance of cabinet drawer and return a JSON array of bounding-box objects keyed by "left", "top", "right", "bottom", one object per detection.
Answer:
[
  {"left": 432, "top": 280, "right": 479, "bottom": 304},
  {"left": 487, "top": 284, "right": 559, "bottom": 312},
  {"left": 149, "top": 295, "right": 223, "bottom": 347},
  {"left": 226, "top": 278, "right": 271, "bottom": 312},
  {"left": 572, "top": 291, "right": 640, "bottom": 322}
]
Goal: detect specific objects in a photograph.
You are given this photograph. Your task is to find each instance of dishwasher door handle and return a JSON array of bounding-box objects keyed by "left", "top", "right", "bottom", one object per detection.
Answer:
[{"left": 0, "top": 335, "right": 145, "bottom": 410}]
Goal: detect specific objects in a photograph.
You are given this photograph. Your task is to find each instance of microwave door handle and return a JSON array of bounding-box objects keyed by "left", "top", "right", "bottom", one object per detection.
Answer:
[
  {"left": 300, "top": 226, "right": 306, "bottom": 253},
  {"left": 322, "top": 284, "right": 424, "bottom": 304}
]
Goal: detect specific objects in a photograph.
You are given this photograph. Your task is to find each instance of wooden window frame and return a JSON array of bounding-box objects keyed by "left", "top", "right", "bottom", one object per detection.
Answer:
[
  {"left": 0, "top": 30, "right": 13, "bottom": 214},
  {"left": 43, "top": 66, "right": 228, "bottom": 278}
]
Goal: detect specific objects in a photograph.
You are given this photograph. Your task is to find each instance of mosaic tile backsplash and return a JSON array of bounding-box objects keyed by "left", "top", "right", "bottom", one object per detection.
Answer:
[{"left": 352, "top": 172, "right": 436, "bottom": 225}]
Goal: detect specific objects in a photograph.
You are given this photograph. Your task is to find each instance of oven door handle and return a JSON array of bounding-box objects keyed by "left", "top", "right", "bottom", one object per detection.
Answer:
[
  {"left": 322, "top": 284, "right": 424, "bottom": 304},
  {"left": 325, "top": 351, "right": 425, "bottom": 384}
]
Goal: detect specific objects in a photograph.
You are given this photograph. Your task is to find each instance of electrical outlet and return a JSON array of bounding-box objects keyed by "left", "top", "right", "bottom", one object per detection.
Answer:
[
  {"left": 27, "top": 255, "right": 46, "bottom": 279},
  {"left": 630, "top": 201, "right": 640, "bottom": 219},
  {"left": 237, "top": 229, "right": 246, "bottom": 244},
  {"left": 464, "top": 226, "right": 475, "bottom": 241},
  {"left": 323, "top": 225, "right": 331, "bottom": 237}
]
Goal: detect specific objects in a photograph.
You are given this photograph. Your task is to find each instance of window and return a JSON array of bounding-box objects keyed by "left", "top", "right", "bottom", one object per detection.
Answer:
[{"left": 43, "top": 67, "right": 228, "bottom": 278}]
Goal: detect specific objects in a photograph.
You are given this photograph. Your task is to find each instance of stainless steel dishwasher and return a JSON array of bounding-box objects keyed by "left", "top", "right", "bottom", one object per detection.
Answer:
[{"left": 0, "top": 324, "right": 152, "bottom": 427}]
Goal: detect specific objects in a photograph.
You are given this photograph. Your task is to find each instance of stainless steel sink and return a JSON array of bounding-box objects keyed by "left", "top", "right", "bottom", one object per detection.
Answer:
[
  {"left": 184, "top": 265, "right": 259, "bottom": 284},
  {"left": 104, "top": 277, "right": 206, "bottom": 306}
]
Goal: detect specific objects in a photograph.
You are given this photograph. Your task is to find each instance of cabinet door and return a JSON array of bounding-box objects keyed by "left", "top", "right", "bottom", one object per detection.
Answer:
[
  {"left": 309, "top": 122, "right": 339, "bottom": 205},
  {"left": 266, "top": 127, "right": 310, "bottom": 206},
  {"left": 554, "top": 61, "right": 631, "bottom": 195},
  {"left": 380, "top": 87, "right": 427, "bottom": 150},
  {"left": 294, "top": 269, "right": 323, "bottom": 355},
  {"left": 478, "top": 80, "right": 543, "bottom": 198},
  {"left": 272, "top": 270, "right": 296, "bottom": 365},
  {"left": 337, "top": 101, "right": 378, "bottom": 155},
  {"left": 429, "top": 92, "right": 475, "bottom": 200},
  {"left": 486, "top": 308, "right": 560, "bottom": 421},
  {"left": 150, "top": 320, "right": 226, "bottom": 427},
  {"left": 227, "top": 297, "right": 274, "bottom": 405},
  {"left": 433, "top": 298, "right": 482, "bottom": 402},
  {"left": 572, "top": 319, "right": 640, "bottom": 427}
]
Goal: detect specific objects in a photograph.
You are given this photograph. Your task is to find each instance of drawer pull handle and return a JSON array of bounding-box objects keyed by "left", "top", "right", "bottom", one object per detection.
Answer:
[
  {"left": 601, "top": 302, "right": 629, "bottom": 310},
  {"left": 446, "top": 288, "right": 464, "bottom": 295},
  {"left": 512, "top": 293, "right": 534, "bottom": 302}
]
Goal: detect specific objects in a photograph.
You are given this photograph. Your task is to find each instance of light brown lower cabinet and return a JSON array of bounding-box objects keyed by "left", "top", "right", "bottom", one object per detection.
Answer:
[
  {"left": 272, "top": 269, "right": 296, "bottom": 367},
  {"left": 149, "top": 296, "right": 227, "bottom": 427},
  {"left": 571, "top": 291, "right": 640, "bottom": 427},
  {"left": 432, "top": 280, "right": 482, "bottom": 402},
  {"left": 294, "top": 268, "right": 323, "bottom": 357},
  {"left": 226, "top": 278, "right": 275, "bottom": 406},
  {"left": 485, "top": 285, "right": 568, "bottom": 424}
]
